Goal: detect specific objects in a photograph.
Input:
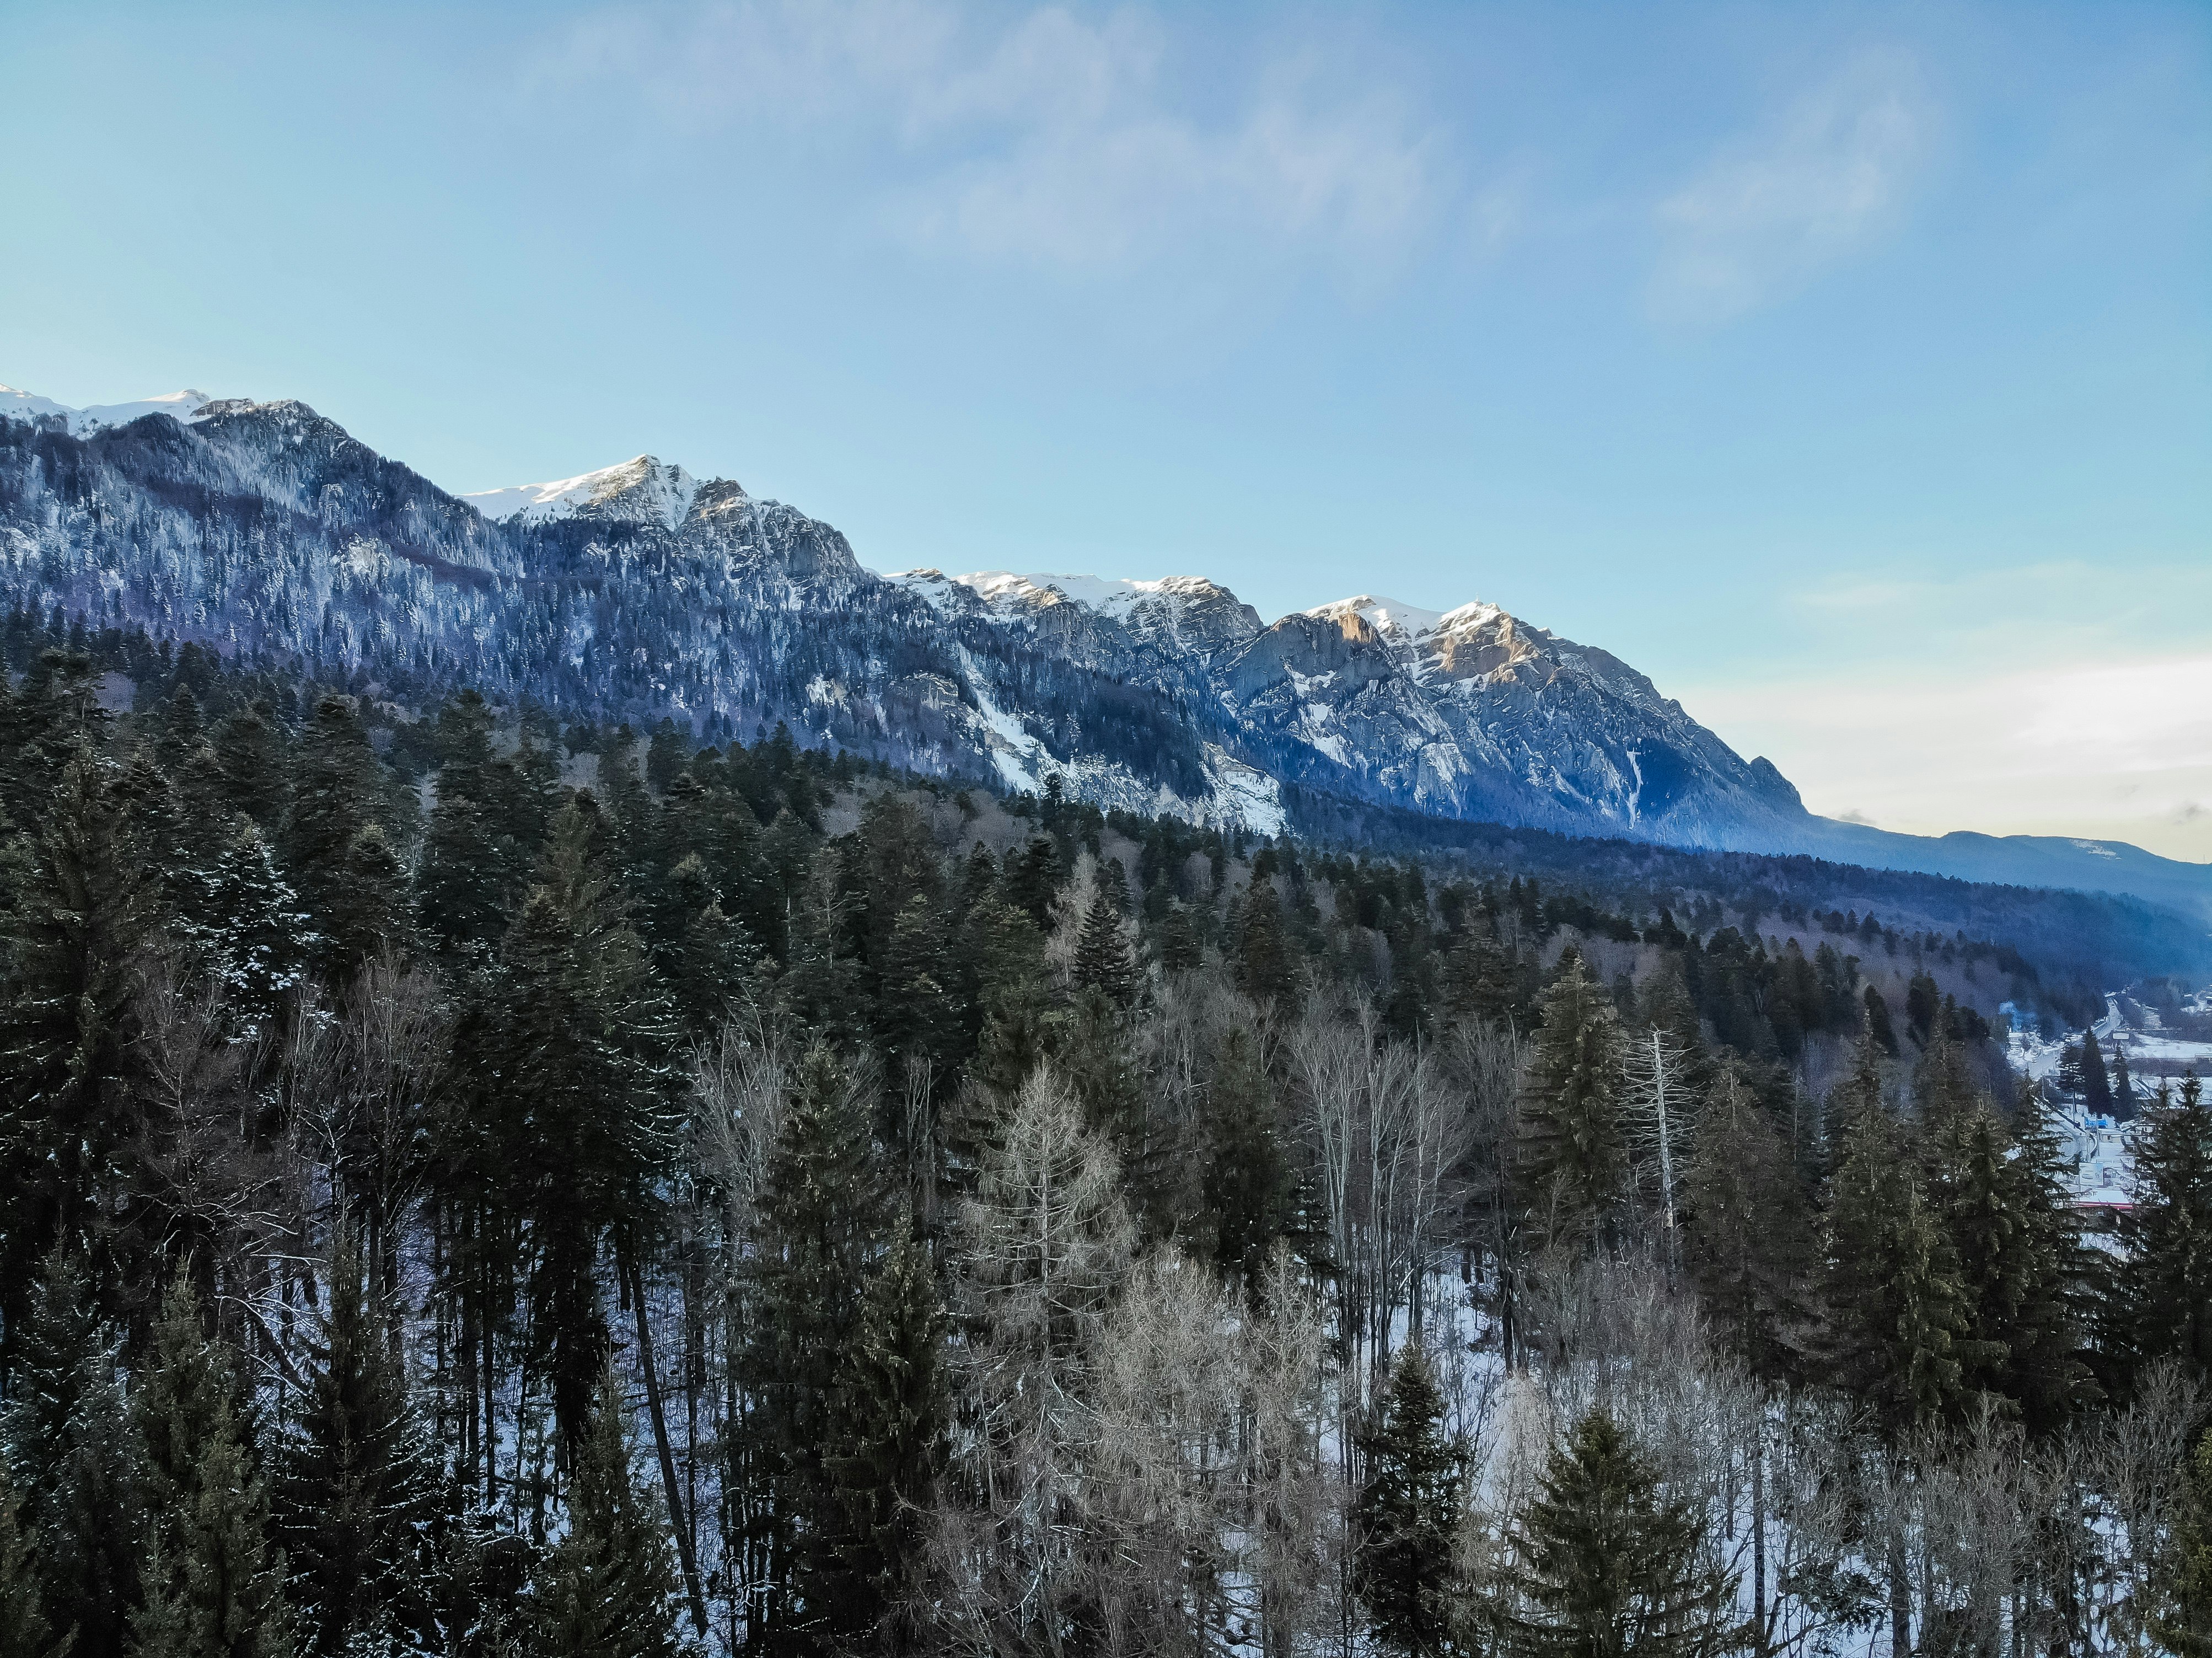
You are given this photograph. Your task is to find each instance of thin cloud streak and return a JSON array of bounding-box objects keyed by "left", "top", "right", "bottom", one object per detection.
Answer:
[
  {"left": 1651, "top": 49, "right": 1934, "bottom": 323},
  {"left": 532, "top": 1, "right": 1449, "bottom": 270}
]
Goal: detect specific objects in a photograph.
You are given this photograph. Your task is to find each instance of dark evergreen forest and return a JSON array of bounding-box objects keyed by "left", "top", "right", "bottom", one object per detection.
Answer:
[{"left": 1, "top": 625, "right": 2208, "bottom": 1657}]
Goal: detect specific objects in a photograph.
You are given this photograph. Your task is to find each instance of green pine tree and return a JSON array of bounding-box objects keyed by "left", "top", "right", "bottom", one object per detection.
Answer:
[
  {"left": 1925, "top": 1090, "right": 2090, "bottom": 1431},
  {"left": 737, "top": 1044, "right": 887, "bottom": 1648},
  {"left": 1202, "top": 1021, "right": 1291, "bottom": 1290},
  {"left": 275, "top": 1228, "right": 438, "bottom": 1655},
  {"left": 2116, "top": 1072, "right": 2211, "bottom": 1390},
  {"left": 530, "top": 1369, "right": 682, "bottom": 1658},
  {"left": 1354, "top": 1348, "right": 1463, "bottom": 1657},
  {"left": 1071, "top": 887, "right": 1139, "bottom": 1007},
  {"left": 1819, "top": 1108, "right": 1974, "bottom": 1434},
  {"left": 1516, "top": 951, "right": 1627, "bottom": 1252},
  {"left": 1234, "top": 879, "right": 1297, "bottom": 1003},
  {"left": 817, "top": 1214, "right": 950, "bottom": 1656},
  {"left": 0, "top": 750, "right": 156, "bottom": 1343},
  {"left": 210, "top": 703, "right": 288, "bottom": 833},
  {"left": 1682, "top": 1066, "right": 1814, "bottom": 1380},
  {"left": 0, "top": 1251, "right": 143, "bottom": 1658},
  {"left": 0, "top": 1448, "right": 55, "bottom": 1658},
  {"left": 1492, "top": 1409, "right": 1746, "bottom": 1657},
  {"left": 319, "top": 822, "right": 412, "bottom": 984},
  {"left": 130, "top": 1273, "right": 292, "bottom": 1658}
]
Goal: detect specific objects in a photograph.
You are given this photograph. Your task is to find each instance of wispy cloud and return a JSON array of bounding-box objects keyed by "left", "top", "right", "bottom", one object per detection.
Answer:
[
  {"left": 1651, "top": 49, "right": 1934, "bottom": 324},
  {"left": 534, "top": 1, "right": 1445, "bottom": 270}
]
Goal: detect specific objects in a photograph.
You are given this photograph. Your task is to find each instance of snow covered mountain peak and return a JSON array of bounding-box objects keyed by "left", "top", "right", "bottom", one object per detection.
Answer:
[
  {"left": 1307, "top": 594, "right": 1452, "bottom": 639},
  {"left": 0, "top": 385, "right": 217, "bottom": 436},
  {"left": 463, "top": 455, "right": 706, "bottom": 529}
]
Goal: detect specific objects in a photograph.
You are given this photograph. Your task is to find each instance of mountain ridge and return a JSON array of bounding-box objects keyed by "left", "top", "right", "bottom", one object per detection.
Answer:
[{"left": 3, "top": 383, "right": 2205, "bottom": 922}]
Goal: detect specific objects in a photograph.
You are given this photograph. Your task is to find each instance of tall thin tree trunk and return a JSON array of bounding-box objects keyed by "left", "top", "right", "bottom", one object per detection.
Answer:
[
  {"left": 1751, "top": 1413, "right": 1769, "bottom": 1657},
  {"left": 624, "top": 1249, "right": 711, "bottom": 1638}
]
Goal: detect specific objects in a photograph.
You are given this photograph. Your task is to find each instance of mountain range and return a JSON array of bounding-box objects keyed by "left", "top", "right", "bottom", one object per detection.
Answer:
[{"left": 4, "top": 383, "right": 2207, "bottom": 924}]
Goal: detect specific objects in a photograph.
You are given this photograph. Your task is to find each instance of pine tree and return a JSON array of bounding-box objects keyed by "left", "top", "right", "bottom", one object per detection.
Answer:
[
  {"left": 817, "top": 1214, "right": 950, "bottom": 1656},
  {"left": 494, "top": 801, "right": 679, "bottom": 1452},
  {"left": 1071, "top": 887, "right": 1139, "bottom": 1007},
  {"left": 737, "top": 1044, "right": 888, "bottom": 1647},
  {"left": 1492, "top": 1409, "right": 1745, "bottom": 1657},
  {"left": 275, "top": 1228, "right": 438, "bottom": 1655},
  {"left": 1683, "top": 1066, "right": 1813, "bottom": 1380},
  {"left": 530, "top": 1368, "right": 683, "bottom": 1658},
  {"left": 1819, "top": 1108, "right": 1974, "bottom": 1434},
  {"left": 0, "top": 750, "right": 156, "bottom": 1343},
  {"left": 1863, "top": 985, "right": 1898, "bottom": 1055},
  {"left": 0, "top": 1251, "right": 143, "bottom": 1658},
  {"left": 319, "top": 822, "right": 412, "bottom": 983},
  {"left": 284, "top": 694, "right": 383, "bottom": 975},
  {"left": 874, "top": 893, "right": 962, "bottom": 1078},
  {"left": 2109, "top": 1040, "right": 2135, "bottom": 1120},
  {"left": 1515, "top": 951, "right": 1626, "bottom": 1251},
  {"left": 1234, "top": 879, "right": 1297, "bottom": 1003},
  {"left": 2116, "top": 1072, "right": 2211, "bottom": 1390},
  {"left": 0, "top": 1449, "right": 54, "bottom": 1658},
  {"left": 1925, "top": 1090, "right": 2089, "bottom": 1431},
  {"left": 2079, "top": 1031, "right": 2114, "bottom": 1118},
  {"left": 130, "top": 1273, "right": 292, "bottom": 1658},
  {"left": 1202, "top": 1022, "right": 1291, "bottom": 1290},
  {"left": 1353, "top": 1348, "right": 1463, "bottom": 1656},
  {"left": 180, "top": 815, "right": 311, "bottom": 1035},
  {"left": 210, "top": 702, "right": 288, "bottom": 833}
]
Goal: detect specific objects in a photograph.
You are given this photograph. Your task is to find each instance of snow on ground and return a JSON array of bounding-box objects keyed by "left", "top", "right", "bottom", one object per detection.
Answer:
[{"left": 1, "top": 384, "right": 216, "bottom": 434}]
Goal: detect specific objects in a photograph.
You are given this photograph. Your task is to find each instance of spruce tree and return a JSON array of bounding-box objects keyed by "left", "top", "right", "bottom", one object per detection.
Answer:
[
  {"left": 1234, "top": 879, "right": 1297, "bottom": 1003},
  {"left": 275, "top": 1228, "right": 438, "bottom": 1655},
  {"left": 1354, "top": 1348, "right": 1463, "bottom": 1656},
  {"left": 0, "top": 1251, "right": 142, "bottom": 1658},
  {"left": 1492, "top": 1410, "right": 1744, "bottom": 1657},
  {"left": 1515, "top": 951, "right": 1626, "bottom": 1251},
  {"left": 737, "top": 1044, "right": 887, "bottom": 1646},
  {"left": 319, "top": 822, "right": 412, "bottom": 984},
  {"left": 1683, "top": 1066, "right": 1813, "bottom": 1379},
  {"left": 1202, "top": 1022, "right": 1291, "bottom": 1290},
  {"left": 284, "top": 694, "right": 382, "bottom": 974},
  {"left": 210, "top": 702, "right": 288, "bottom": 833},
  {"left": 530, "top": 1369, "right": 683, "bottom": 1658},
  {"left": 1819, "top": 1108, "right": 1974, "bottom": 1434},
  {"left": 1926, "top": 1091, "right": 2088, "bottom": 1431},
  {"left": 2080, "top": 1031, "right": 2114, "bottom": 1118},
  {"left": 1863, "top": 985, "right": 1898, "bottom": 1055},
  {"left": 2117, "top": 1072, "right": 2211, "bottom": 1390},
  {"left": 130, "top": 1273, "right": 291, "bottom": 1658},
  {"left": 817, "top": 1214, "right": 950, "bottom": 1656},
  {"left": 1071, "top": 887, "right": 1139, "bottom": 1007},
  {"left": 0, "top": 750, "right": 155, "bottom": 1343},
  {"left": 0, "top": 1449, "right": 53, "bottom": 1658},
  {"left": 180, "top": 815, "right": 311, "bottom": 1035}
]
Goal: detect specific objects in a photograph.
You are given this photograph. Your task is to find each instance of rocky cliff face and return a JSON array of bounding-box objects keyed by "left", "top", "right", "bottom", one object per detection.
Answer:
[{"left": 6, "top": 384, "right": 2207, "bottom": 920}]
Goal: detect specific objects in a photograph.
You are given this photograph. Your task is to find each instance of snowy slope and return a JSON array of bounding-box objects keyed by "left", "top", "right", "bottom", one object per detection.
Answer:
[
  {"left": 3, "top": 379, "right": 2210, "bottom": 916},
  {"left": 464, "top": 455, "right": 703, "bottom": 529},
  {"left": 0, "top": 384, "right": 216, "bottom": 434}
]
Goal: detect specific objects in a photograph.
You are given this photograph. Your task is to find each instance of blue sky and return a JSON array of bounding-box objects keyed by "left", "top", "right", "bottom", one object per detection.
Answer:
[{"left": 3, "top": 1, "right": 2207, "bottom": 856}]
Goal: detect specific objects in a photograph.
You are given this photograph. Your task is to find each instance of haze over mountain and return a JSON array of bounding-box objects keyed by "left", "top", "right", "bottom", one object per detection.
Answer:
[{"left": 4, "top": 383, "right": 2207, "bottom": 924}]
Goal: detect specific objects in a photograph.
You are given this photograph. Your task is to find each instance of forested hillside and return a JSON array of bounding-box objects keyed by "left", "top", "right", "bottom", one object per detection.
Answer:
[{"left": 2, "top": 629, "right": 2209, "bottom": 1656}]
